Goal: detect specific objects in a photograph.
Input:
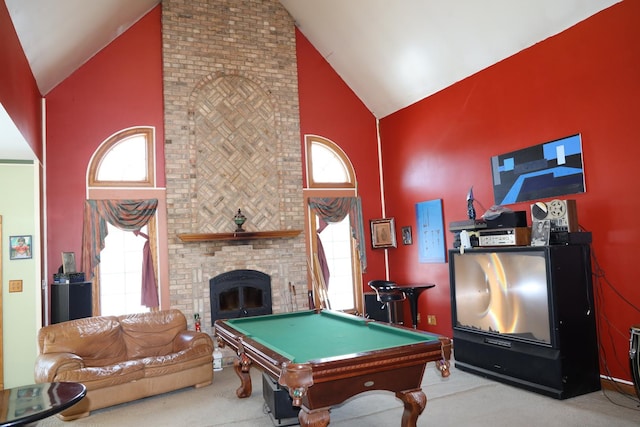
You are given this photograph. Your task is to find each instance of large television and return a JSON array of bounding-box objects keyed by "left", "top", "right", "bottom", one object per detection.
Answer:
[
  {"left": 448, "top": 245, "right": 600, "bottom": 399},
  {"left": 450, "top": 249, "right": 552, "bottom": 346}
]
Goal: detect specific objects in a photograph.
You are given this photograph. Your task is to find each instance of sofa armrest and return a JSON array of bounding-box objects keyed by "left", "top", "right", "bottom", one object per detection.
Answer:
[
  {"left": 34, "top": 352, "right": 85, "bottom": 383},
  {"left": 173, "top": 331, "right": 213, "bottom": 353}
]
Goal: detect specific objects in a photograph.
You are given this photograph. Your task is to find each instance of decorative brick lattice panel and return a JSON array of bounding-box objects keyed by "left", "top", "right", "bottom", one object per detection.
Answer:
[{"left": 192, "top": 75, "right": 279, "bottom": 233}]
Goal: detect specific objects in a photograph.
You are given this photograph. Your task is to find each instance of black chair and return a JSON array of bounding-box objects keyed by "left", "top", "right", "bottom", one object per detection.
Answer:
[{"left": 368, "top": 280, "right": 406, "bottom": 324}]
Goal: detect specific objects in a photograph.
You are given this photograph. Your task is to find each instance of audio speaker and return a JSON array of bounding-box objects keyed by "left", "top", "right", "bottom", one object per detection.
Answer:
[
  {"left": 364, "top": 293, "right": 404, "bottom": 324},
  {"left": 262, "top": 373, "right": 299, "bottom": 424},
  {"left": 630, "top": 325, "right": 640, "bottom": 400},
  {"left": 51, "top": 281, "right": 92, "bottom": 324}
]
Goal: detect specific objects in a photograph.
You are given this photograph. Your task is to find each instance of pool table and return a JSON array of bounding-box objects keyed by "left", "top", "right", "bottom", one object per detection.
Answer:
[{"left": 214, "top": 309, "right": 451, "bottom": 427}]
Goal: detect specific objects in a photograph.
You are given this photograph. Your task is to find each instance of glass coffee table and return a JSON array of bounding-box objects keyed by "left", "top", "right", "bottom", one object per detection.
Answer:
[{"left": 0, "top": 382, "right": 86, "bottom": 426}]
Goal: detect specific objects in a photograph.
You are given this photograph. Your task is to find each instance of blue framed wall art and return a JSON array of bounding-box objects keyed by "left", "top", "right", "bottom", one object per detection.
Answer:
[{"left": 415, "top": 199, "right": 445, "bottom": 263}]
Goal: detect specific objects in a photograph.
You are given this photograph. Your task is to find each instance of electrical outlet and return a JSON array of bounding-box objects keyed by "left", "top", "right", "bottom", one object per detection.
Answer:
[
  {"left": 9, "top": 280, "right": 23, "bottom": 293},
  {"left": 427, "top": 315, "right": 437, "bottom": 325}
]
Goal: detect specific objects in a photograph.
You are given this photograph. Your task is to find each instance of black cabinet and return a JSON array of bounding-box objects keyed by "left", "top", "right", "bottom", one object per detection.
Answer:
[
  {"left": 51, "top": 282, "right": 92, "bottom": 324},
  {"left": 449, "top": 245, "right": 600, "bottom": 399},
  {"left": 364, "top": 292, "right": 404, "bottom": 324},
  {"left": 262, "top": 373, "right": 299, "bottom": 423}
]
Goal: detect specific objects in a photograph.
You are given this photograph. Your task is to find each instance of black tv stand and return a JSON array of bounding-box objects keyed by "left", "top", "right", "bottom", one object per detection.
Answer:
[
  {"left": 455, "top": 360, "right": 566, "bottom": 399},
  {"left": 453, "top": 327, "right": 599, "bottom": 399}
]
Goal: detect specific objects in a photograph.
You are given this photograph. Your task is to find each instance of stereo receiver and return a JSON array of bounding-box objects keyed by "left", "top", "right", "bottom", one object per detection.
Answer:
[{"left": 478, "top": 227, "right": 531, "bottom": 247}]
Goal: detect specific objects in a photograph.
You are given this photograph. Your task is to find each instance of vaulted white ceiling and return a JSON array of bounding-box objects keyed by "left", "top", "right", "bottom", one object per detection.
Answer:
[
  {"left": 2, "top": 0, "right": 621, "bottom": 160},
  {"left": 281, "top": 0, "right": 620, "bottom": 118}
]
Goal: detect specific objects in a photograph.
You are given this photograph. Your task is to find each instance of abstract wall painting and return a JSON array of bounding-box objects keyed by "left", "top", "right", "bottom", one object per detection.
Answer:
[{"left": 491, "top": 134, "right": 585, "bottom": 205}]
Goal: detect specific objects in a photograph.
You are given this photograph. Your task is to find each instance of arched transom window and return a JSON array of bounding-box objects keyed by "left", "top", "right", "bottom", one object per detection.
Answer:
[
  {"left": 306, "top": 136, "right": 355, "bottom": 188},
  {"left": 89, "top": 127, "right": 154, "bottom": 187}
]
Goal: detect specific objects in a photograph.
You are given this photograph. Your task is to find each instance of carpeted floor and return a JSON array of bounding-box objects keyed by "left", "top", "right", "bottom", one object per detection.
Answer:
[{"left": 34, "top": 361, "right": 640, "bottom": 427}]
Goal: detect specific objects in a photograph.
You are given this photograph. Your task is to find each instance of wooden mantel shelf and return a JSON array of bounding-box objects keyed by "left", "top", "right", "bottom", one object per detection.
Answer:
[{"left": 177, "top": 229, "right": 302, "bottom": 242}]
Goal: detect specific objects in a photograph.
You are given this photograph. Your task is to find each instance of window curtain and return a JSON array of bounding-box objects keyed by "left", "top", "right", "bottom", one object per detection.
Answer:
[
  {"left": 308, "top": 197, "right": 367, "bottom": 274},
  {"left": 315, "top": 217, "right": 331, "bottom": 287},
  {"left": 81, "top": 199, "right": 159, "bottom": 308}
]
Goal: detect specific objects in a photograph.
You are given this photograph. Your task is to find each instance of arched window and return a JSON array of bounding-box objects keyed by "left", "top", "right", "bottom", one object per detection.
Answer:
[
  {"left": 306, "top": 136, "right": 355, "bottom": 188},
  {"left": 88, "top": 127, "right": 154, "bottom": 187},
  {"left": 304, "top": 135, "right": 364, "bottom": 315},
  {"left": 86, "top": 127, "right": 163, "bottom": 316}
]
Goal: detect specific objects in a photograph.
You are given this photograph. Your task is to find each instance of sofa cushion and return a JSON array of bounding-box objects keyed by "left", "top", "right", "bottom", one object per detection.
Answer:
[
  {"left": 119, "top": 309, "right": 187, "bottom": 359},
  {"left": 142, "top": 347, "right": 213, "bottom": 378},
  {"left": 39, "top": 316, "right": 128, "bottom": 367},
  {"left": 53, "top": 360, "right": 145, "bottom": 390}
]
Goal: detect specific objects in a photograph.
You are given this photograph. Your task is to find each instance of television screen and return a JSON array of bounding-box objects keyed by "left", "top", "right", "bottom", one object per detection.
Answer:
[{"left": 450, "top": 249, "right": 551, "bottom": 345}]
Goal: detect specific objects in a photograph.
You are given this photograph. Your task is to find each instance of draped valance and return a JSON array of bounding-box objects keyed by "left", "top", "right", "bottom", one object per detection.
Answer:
[
  {"left": 308, "top": 196, "right": 367, "bottom": 273},
  {"left": 81, "top": 199, "right": 159, "bottom": 307}
]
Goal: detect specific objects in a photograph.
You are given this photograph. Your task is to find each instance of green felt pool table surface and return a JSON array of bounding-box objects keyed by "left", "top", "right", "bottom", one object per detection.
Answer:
[{"left": 224, "top": 309, "right": 441, "bottom": 363}]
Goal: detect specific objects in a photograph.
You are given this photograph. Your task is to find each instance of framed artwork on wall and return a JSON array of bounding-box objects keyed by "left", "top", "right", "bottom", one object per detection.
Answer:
[
  {"left": 415, "top": 199, "right": 445, "bottom": 263},
  {"left": 370, "top": 218, "right": 397, "bottom": 249},
  {"left": 401, "top": 226, "right": 413, "bottom": 245},
  {"left": 491, "top": 134, "right": 585, "bottom": 205},
  {"left": 9, "top": 235, "right": 32, "bottom": 260}
]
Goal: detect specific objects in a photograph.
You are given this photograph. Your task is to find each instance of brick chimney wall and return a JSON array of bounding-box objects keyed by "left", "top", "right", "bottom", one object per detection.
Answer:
[{"left": 162, "top": 0, "right": 307, "bottom": 333}]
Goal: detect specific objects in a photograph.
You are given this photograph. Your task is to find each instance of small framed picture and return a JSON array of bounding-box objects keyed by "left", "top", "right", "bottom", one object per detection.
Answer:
[
  {"left": 10, "top": 235, "right": 32, "bottom": 260},
  {"left": 531, "top": 220, "right": 551, "bottom": 246},
  {"left": 370, "top": 218, "right": 397, "bottom": 249},
  {"left": 62, "top": 252, "right": 77, "bottom": 273},
  {"left": 401, "top": 226, "right": 413, "bottom": 245}
]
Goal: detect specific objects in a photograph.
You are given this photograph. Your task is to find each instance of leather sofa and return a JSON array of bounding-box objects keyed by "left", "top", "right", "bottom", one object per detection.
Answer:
[{"left": 35, "top": 309, "right": 213, "bottom": 420}]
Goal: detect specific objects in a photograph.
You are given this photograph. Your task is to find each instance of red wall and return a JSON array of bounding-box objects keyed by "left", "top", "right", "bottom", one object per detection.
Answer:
[
  {"left": 0, "top": 1, "right": 42, "bottom": 159},
  {"left": 45, "top": 6, "right": 164, "bottom": 279},
  {"left": 296, "top": 29, "right": 387, "bottom": 284},
  {"left": 379, "top": 1, "right": 639, "bottom": 381}
]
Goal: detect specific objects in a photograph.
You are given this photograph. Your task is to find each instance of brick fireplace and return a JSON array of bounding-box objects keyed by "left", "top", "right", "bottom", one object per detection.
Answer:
[{"left": 162, "top": 0, "right": 308, "bottom": 333}]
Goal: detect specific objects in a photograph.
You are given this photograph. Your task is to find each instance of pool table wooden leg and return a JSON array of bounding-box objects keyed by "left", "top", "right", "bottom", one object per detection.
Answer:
[
  {"left": 396, "top": 389, "right": 426, "bottom": 427},
  {"left": 233, "top": 353, "right": 253, "bottom": 398},
  {"left": 298, "top": 407, "right": 330, "bottom": 427}
]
